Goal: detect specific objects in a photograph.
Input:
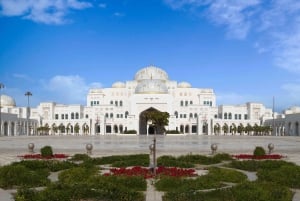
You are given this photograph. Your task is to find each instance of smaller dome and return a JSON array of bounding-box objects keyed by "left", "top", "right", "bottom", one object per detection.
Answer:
[
  {"left": 178, "top": 82, "right": 192, "bottom": 88},
  {"left": 0, "top": 95, "right": 16, "bottom": 107},
  {"left": 112, "top": 82, "right": 126, "bottom": 88}
]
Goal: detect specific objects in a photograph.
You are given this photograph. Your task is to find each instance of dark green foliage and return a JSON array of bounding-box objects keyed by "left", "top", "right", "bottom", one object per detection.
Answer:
[
  {"left": 0, "top": 164, "right": 49, "bottom": 189},
  {"left": 207, "top": 167, "right": 247, "bottom": 183},
  {"left": 58, "top": 166, "right": 98, "bottom": 184},
  {"left": 253, "top": 146, "right": 266, "bottom": 156},
  {"left": 96, "top": 154, "right": 149, "bottom": 167},
  {"left": 156, "top": 167, "right": 246, "bottom": 192},
  {"left": 157, "top": 155, "right": 194, "bottom": 168},
  {"left": 16, "top": 176, "right": 146, "bottom": 201},
  {"left": 228, "top": 160, "right": 295, "bottom": 172},
  {"left": 158, "top": 153, "right": 232, "bottom": 168},
  {"left": 123, "top": 130, "right": 137, "bottom": 134},
  {"left": 165, "top": 130, "right": 181, "bottom": 134},
  {"left": 162, "top": 181, "right": 293, "bottom": 201},
  {"left": 155, "top": 175, "right": 224, "bottom": 192},
  {"left": 258, "top": 164, "right": 300, "bottom": 188},
  {"left": 14, "top": 160, "right": 76, "bottom": 172},
  {"left": 40, "top": 146, "right": 53, "bottom": 157},
  {"left": 69, "top": 153, "right": 91, "bottom": 161}
]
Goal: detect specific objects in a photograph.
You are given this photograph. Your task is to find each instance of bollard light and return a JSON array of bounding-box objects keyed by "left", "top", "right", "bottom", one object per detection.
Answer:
[
  {"left": 28, "top": 143, "right": 35, "bottom": 153},
  {"left": 86, "top": 143, "right": 93, "bottom": 155},
  {"left": 211, "top": 143, "right": 218, "bottom": 155},
  {"left": 268, "top": 143, "right": 274, "bottom": 154}
]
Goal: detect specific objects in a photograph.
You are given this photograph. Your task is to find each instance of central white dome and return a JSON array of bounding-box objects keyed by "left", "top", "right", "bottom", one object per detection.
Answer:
[
  {"left": 135, "top": 66, "right": 169, "bottom": 81},
  {"left": 135, "top": 79, "right": 168, "bottom": 94}
]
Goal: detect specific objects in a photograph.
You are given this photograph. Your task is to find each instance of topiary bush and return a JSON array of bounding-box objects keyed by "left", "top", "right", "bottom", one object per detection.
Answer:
[
  {"left": 40, "top": 146, "right": 53, "bottom": 158},
  {"left": 253, "top": 146, "right": 266, "bottom": 157}
]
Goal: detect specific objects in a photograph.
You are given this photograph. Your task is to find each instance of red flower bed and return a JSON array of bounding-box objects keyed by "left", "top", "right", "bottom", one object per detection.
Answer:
[
  {"left": 18, "top": 153, "right": 69, "bottom": 160},
  {"left": 232, "top": 154, "right": 283, "bottom": 160},
  {"left": 104, "top": 166, "right": 197, "bottom": 179}
]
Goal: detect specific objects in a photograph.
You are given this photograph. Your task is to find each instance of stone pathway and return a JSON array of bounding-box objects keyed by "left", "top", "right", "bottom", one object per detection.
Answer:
[
  {"left": 145, "top": 179, "right": 163, "bottom": 201},
  {"left": 293, "top": 189, "right": 300, "bottom": 201},
  {"left": 0, "top": 188, "right": 14, "bottom": 201}
]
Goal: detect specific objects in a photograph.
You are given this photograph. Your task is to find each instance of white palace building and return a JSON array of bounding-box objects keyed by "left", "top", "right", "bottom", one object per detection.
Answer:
[{"left": 0, "top": 66, "right": 299, "bottom": 136}]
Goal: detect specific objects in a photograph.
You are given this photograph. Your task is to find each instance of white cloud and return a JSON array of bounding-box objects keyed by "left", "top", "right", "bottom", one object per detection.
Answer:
[
  {"left": 114, "top": 12, "right": 124, "bottom": 17},
  {"left": 0, "top": 0, "right": 92, "bottom": 24},
  {"left": 164, "top": 0, "right": 300, "bottom": 73},
  {"left": 43, "top": 75, "right": 102, "bottom": 104},
  {"left": 98, "top": 3, "right": 106, "bottom": 8}
]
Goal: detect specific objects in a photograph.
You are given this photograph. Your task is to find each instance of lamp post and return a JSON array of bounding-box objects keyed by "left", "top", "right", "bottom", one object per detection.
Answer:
[
  {"left": 25, "top": 91, "right": 32, "bottom": 136},
  {"left": 0, "top": 83, "right": 4, "bottom": 136}
]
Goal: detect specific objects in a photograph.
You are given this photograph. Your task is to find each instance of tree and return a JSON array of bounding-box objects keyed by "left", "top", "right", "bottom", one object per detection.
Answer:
[
  {"left": 74, "top": 124, "right": 80, "bottom": 135},
  {"left": 237, "top": 124, "right": 244, "bottom": 135},
  {"left": 222, "top": 124, "right": 229, "bottom": 135},
  {"left": 142, "top": 110, "right": 170, "bottom": 134}
]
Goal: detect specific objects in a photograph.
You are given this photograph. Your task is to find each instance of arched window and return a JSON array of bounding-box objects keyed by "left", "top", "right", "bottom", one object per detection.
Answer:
[
  {"left": 110, "top": 113, "right": 113, "bottom": 118},
  {"left": 190, "top": 101, "right": 193, "bottom": 105},
  {"left": 105, "top": 113, "right": 109, "bottom": 118},
  {"left": 229, "top": 113, "right": 232, "bottom": 119},
  {"left": 125, "top": 111, "right": 129, "bottom": 118},
  {"left": 75, "top": 113, "right": 79, "bottom": 119},
  {"left": 180, "top": 125, "right": 184, "bottom": 133},
  {"left": 180, "top": 101, "right": 184, "bottom": 106},
  {"left": 115, "top": 101, "right": 118, "bottom": 106},
  {"left": 174, "top": 111, "right": 178, "bottom": 118},
  {"left": 189, "top": 113, "right": 193, "bottom": 118},
  {"left": 185, "top": 125, "right": 189, "bottom": 133},
  {"left": 224, "top": 113, "right": 228, "bottom": 119},
  {"left": 185, "top": 101, "right": 188, "bottom": 106},
  {"left": 194, "top": 113, "right": 198, "bottom": 118},
  {"left": 120, "top": 101, "right": 123, "bottom": 107},
  {"left": 71, "top": 113, "right": 74, "bottom": 119},
  {"left": 110, "top": 100, "right": 113, "bottom": 105}
]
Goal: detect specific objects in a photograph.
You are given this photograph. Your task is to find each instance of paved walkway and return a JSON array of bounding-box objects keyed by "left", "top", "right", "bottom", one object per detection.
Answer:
[{"left": 1, "top": 135, "right": 300, "bottom": 201}]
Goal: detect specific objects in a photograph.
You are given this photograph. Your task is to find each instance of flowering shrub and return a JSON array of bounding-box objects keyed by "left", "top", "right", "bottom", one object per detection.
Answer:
[
  {"left": 104, "top": 166, "right": 197, "bottom": 179},
  {"left": 18, "top": 153, "right": 69, "bottom": 160},
  {"left": 232, "top": 154, "right": 283, "bottom": 160}
]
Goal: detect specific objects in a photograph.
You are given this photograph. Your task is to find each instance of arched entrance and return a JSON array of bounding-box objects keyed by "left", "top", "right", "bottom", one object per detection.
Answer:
[{"left": 139, "top": 107, "right": 165, "bottom": 135}]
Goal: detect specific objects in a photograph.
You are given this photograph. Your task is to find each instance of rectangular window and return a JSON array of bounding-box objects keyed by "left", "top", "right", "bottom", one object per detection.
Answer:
[
  {"left": 244, "top": 114, "right": 248, "bottom": 120},
  {"left": 55, "top": 114, "right": 58, "bottom": 119},
  {"left": 61, "top": 114, "right": 64, "bottom": 119},
  {"left": 65, "top": 114, "right": 68, "bottom": 119}
]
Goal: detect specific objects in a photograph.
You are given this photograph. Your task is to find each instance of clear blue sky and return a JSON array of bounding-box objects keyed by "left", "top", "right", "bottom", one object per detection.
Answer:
[{"left": 1, "top": 0, "right": 300, "bottom": 112}]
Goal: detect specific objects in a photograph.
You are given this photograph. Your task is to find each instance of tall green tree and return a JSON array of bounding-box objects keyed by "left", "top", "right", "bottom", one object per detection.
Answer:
[{"left": 143, "top": 110, "right": 170, "bottom": 134}]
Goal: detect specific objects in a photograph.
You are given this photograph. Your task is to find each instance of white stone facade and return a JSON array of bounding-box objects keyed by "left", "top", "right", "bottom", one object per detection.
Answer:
[{"left": 0, "top": 66, "right": 299, "bottom": 136}]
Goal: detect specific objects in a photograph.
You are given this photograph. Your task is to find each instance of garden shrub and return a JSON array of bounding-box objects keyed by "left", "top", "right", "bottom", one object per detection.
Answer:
[
  {"left": 155, "top": 175, "right": 224, "bottom": 192},
  {"left": 228, "top": 160, "right": 295, "bottom": 172},
  {"left": 0, "top": 164, "right": 49, "bottom": 189},
  {"left": 58, "top": 166, "right": 98, "bottom": 184},
  {"left": 69, "top": 153, "right": 91, "bottom": 161},
  {"left": 253, "top": 146, "right": 266, "bottom": 156},
  {"left": 123, "top": 130, "right": 137, "bottom": 134},
  {"left": 162, "top": 181, "right": 293, "bottom": 201},
  {"left": 257, "top": 164, "right": 300, "bottom": 188},
  {"left": 95, "top": 154, "right": 149, "bottom": 167},
  {"left": 207, "top": 167, "right": 247, "bottom": 183},
  {"left": 165, "top": 130, "right": 181, "bottom": 134},
  {"left": 40, "top": 146, "right": 53, "bottom": 158},
  {"left": 157, "top": 155, "right": 194, "bottom": 168}
]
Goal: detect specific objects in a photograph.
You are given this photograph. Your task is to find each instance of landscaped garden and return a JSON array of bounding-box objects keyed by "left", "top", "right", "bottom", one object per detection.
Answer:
[{"left": 0, "top": 146, "right": 299, "bottom": 201}]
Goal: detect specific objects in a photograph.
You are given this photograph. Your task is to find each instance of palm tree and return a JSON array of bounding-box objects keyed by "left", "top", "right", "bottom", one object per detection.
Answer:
[
  {"left": 74, "top": 124, "right": 80, "bottom": 135},
  {"left": 222, "top": 124, "right": 229, "bottom": 135},
  {"left": 52, "top": 125, "right": 58, "bottom": 135},
  {"left": 245, "top": 124, "right": 252, "bottom": 135},
  {"left": 237, "top": 124, "right": 244, "bottom": 135}
]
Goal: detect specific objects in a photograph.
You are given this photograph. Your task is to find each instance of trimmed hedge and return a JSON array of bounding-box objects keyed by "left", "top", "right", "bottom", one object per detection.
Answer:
[{"left": 40, "top": 146, "right": 53, "bottom": 158}]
